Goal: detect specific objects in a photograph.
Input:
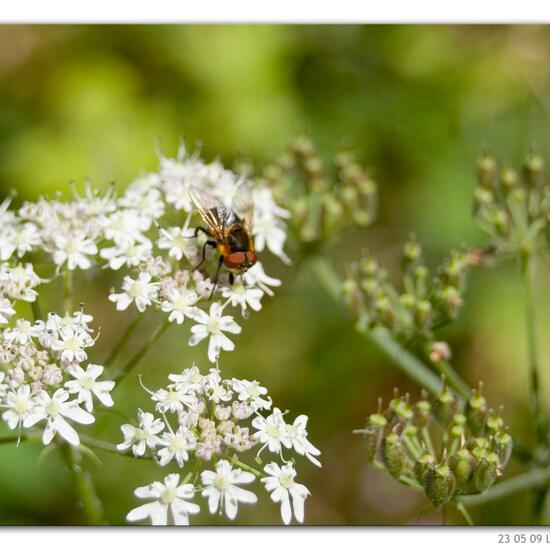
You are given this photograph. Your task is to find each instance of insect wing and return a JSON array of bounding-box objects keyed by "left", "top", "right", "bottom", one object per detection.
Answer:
[
  {"left": 189, "top": 186, "right": 230, "bottom": 238},
  {"left": 231, "top": 179, "right": 254, "bottom": 231}
]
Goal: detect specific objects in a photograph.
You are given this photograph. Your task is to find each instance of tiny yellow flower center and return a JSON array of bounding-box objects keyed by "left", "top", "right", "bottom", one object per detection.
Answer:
[
  {"left": 279, "top": 473, "right": 294, "bottom": 490},
  {"left": 160, "top": 487, "right": 177, "bottom": 504},
  {"left": 207, "top": 318, "right": 220, "bottom": 334},
  {"left": 129, "top": 283, "right": 143, "bottom": 298},
  {"left": 65, "top": 337, "right": 80, "bottom": 350},
  {"left": 267, "top": 425, "right": 281, "bottom": 438},
  {"left": 65, "top": 239, "right": 79, "bottom": 253},
  {"left": 45, "top": 401, "right": 60, "bottom": 417},
  {"left": 135, "top": 428, "right": 147, "bottom": 441},
  {"left": 15, "top": 398, "right": 31, "bottom": 414},
  {"left": 214, "top": 474, "right": 231, "bottom": 491},
  {"left": 169, "top": 437, "right": 184, "bottom": 451},
  {"left": 80, "top": 376, "right": 94, "bottom": 390}
]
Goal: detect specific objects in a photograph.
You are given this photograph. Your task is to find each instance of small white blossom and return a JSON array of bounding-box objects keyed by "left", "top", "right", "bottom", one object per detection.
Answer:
[
  {"left": 222, "top": 281, "right": 264, "bottom": 315},
  {"left": 2, "top": 384, "right": 34, "bottom": 430},
  {"left": 252, "top": 407, "right": 290, "bottom": 454},
  {"left": 23, "top": 388, "right": 95, "bottom": 446},
  {"left": 157, "top": 226, "right": 197, "bottom": 261},
  {"left": 100, "top": 240, "right": 152, "bottom": 270},
  {"left": 286, "top": 415, "right": 322, "bottom": 467},
  {"left": 0, "top": 298, "right": 15, "bottom": 325},
  {"left": 53, "top": 231, "right": 98, "bottom": 271},
  {"left": 109, "top": 271, "right": 159, "bottom": 312},
  {"left": 160, "top": 287, "right": 200, "bottom": 325},
  {"left": 242, "top": 262, "right": 282, "bottom": 297},
  {"left": 188, "top": 302, "right": 241, "bottom": 363},
  {"left": 117, "top": 409, "right": 165, "bottom": 456},
  {"left": 261, "top": 462, "right": 310, "bottom": 525},
  {"left": 65, "top": 364, "right": 115, "bottom": 412},
  {"left": 232, "top": 379, "right": 272, "bottom": 411},
  {"left": 127, "top": 473, "right": 200, "bottom": 526},
  {"left": 156, "top": 426, "right": 197, "bottom": 467},
  {"left": 201, "top": 459, "right": 257, "bottom": 520}
]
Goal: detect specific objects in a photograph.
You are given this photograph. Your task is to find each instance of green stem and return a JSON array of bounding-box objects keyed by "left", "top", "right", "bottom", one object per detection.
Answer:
[
  {"left": 112, "top": 319, "right": 171, "bottom": 385},
  {"left": 433, "top": 361, "right": 471, "bottom": 401},
  {"left": 103, "top": 314, "right": 144, "bottom": 367},
  {"left": 63, "top": 269, "right": 74, "bottom": 313},
  {"left": 31, "top": 298, "right": 42, "bottom": 321},
  {"left": 456, "top": 501, "right": 474, "bottom": 525},
  {"left": 459, "top": 467, "right": 550, "bottom": 506},
  {"left": 58, "top": 443, "right": 105, "bottom": 525},
  {"left": 521, "top": 255, "right": 542, "bottom": 443},
  {"left": 233, "top": 459, "right": 262, "bottom": 477}
]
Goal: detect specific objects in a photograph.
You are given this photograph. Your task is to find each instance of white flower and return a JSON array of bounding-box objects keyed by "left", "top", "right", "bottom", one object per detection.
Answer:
[
  {"left": 222, "top": 281, "right": 264, "bottom": 315},
  {"left": 168, "top": 364, "right": 204, "bottom": 393},
  {"left": 242, "top": 262, "right": 282, "bottom": 297},
  {"left": 4, "top": 319, "right": 42, "bottom": 345},
  {"left": 2, "top": 384, "right": 34, "bottom": 430},
  {"left": 51, "top": 326, "right": 94, "bottom": 363},
  {"left": 100, "top": 240, "right": 152, "bottom": 270},
  {"left": 102, "top": 210, "right": 149, "bottom": 248},
  {"left": 127, "top": 473, "right": 200, "bottom": 526},
  {"left": 53, "top": 231, "right": 98, "bottom": 271},
  {"left": 157, "top": 226, "right": 197, "bottom": 261},
  {"left": 109, "top": 271, "right": 159, "bottom": 312},
  {"left": 0, "top": 222, "right": 41, "bottom": 260},
  {"left": 188, "top": 302, "right": 241, "bottom": 363},
  {"left": 201, "top": 459, "right": 257, "bottom": 520},
  {"left": 156, "top": 426, "right": 197, "bottom": 467},
  {"left": 261, "top": 462, "right": 310, "bottom": 524},
  {"left": 151, "top": 384, "right": 197, "bottom": 414},
  {"left": 117, "top": 409, "right": 164, "bottom": 456},
  {"left": 253, "top": 216, "right": 290, "bottom": 264},
  {"left": 160, "top": 286, "right": 200, "bottom": 325},
  {"left": 65, "top": 364, "right": 115, "bottom": 412},
  {"left": 285, "top": 414, "right": 322, "bottom": 467},
  {"left": 232, "top": 379, "right": 272, "bottom": 411},
  {"left": 252, "top": 407, "right": 290, "bottom": 454},
  {"left": 23, "top": 388, "right": 95, "bottom": 446},
  {"left": 0, "top": 298, "right": 15, "bottom": 325}
]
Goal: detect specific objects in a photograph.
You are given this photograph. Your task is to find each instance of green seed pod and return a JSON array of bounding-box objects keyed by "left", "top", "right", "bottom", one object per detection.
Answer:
[
  {"left": 465, "top": 388, "right": 488, "bottom": 436},
  {"left": 449, "top": 449, "right": 476, "bottom": 493},
  {"left": 477, "top": 152, "right": 497, "bottom": 189},
  {"left": 500, "top": 167, "right": 518, "bottom": 194},
  {"left": 524, "top": 149, "right": 545, "bottom": 186},
  {"left": 414, "top": 452, "right": 435, "bottom": 486},
  {"left": 433, "top": 386, "right": 459, "bottom": 427},
  {"left": 414, "top": 398, "right": 432, "bottom": 427},
  {"left": 423, "top": 463, "right": 456, "bottom": 509},
  {"left": 388, "top": 396, "right": 413, "bottom": 424},
  {"left": 382, "top": 432, "right": 404, "bottom": 478},
  {"left": 403, "top": 237, "right": 422, "bottom": 264},
  {"left": 486, "top": 412, "right": 504, "bottom": 434},
  {"left": 360, "top": 257, "right": 379, "bottom": 277},
  {"left": 474, "top": 452, "right": 499, "bottom": 492},
  {"left": 493, "top": 432, "right": 513, "bottom": 469}
]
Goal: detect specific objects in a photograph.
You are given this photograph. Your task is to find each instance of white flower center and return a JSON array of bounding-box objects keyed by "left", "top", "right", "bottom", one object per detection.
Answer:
[
  {"left": 160, "top": 487, "right": 177, "bottom": 504},
  {"left": 45, "top": 401, "right": 61, "bottom": 417},
  {"left": 214, "top": 474, "right": 231, "bottom": 491},
  {"left": 173, "top": 235, "right": 188, "bottom": 248},
  {"left": 267, "top": 424, "right": 281, "bottom": 439},
  {"left": 135, "top": 428, "right": 147, "bottom": 441},
  {"left": 174, "top": 296, "right": 189, "bottom": 311},
  {"left": 279, "top": 473, "right": 294, "bottom": 490},
  {"left": 207, "top": 318, "right": 221, "bottom": 334},
  {"left": 129, "top": 282, "right": 144, "bottom": 298},
  {"left": 167, "top": 391, "right": 179, "bottom": 402},
  {"left": 65, "top": 239, "right": 80, "bottom": 253},
  {"left": 80, "top": 375, "right": 95, "bottom": 390},
  {"left": 14, "top": 398, "right": 31, "bottom": 414},
  {"left": 65, "top": 337, "right": 81, "bottom": 350},
  {"left": 169, "top": 436, "right": 184, "bottom": 451}
]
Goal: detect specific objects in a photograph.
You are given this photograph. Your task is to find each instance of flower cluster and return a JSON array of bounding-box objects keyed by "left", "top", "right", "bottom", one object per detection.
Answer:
[
  {"left": 0, "top": 310, "right": 115, "bottom": 446},
  {"left": 342, "top": 236, "right": 483, "bottom": 362},
  {"left": 474, "top": 149, "right": 550, "bottom": 260},
  {"left": 259, "top": 136, "right": 378, "bottom": 244},
  {"left": 0, "top": 145, "right": 289, "bottom": 365},
  {"left": 120, "top": 363, "right": 320, "bottom": 525},
  {"left": 356, "top": 385, "right": 512, "bottom": 509}
]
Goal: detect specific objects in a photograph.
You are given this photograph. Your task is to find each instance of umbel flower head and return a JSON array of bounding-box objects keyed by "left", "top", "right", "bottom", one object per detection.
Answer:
[
  {"left": 0, "top": 310, "right": 115, "bottom": 446},
  {"left": 356, "top": 384, "right": 512, "bottom": 509},
  {"left": 121, "top": 363, "right": 320, "bottom": 525},
  {"left": 0, "top": 143, "right": 289, "bottom": 367}
]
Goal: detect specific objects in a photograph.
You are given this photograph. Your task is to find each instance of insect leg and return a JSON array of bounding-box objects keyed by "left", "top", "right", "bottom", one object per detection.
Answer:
[
  {"left": 229, "top": 273, "right": 234, "bottom": 286},
  {"left": 193, "top": 240, "right": 217, "bottom": 271},
  {"left": 194, "top": 226, "right": 213, "bottom": 239},
  {"left": 209, "top": 255, "right": 224, "bottom": 300}
]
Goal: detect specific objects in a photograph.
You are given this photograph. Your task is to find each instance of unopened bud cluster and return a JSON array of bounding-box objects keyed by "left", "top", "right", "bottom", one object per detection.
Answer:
[
  {"left": 474, "top": 149, "right": 550, "bottom": 259},
  {"left": 259, "top": 136, "right": 378, "bottom": 243},
  {"left": 343, "top": 236, "right": 479, "bottom": 344},
  {"left": 357, "top": 384, "right": 512, "bottom": 509}
]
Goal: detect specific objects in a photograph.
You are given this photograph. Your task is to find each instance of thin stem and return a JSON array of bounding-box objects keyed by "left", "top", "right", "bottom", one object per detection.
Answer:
[
  {"left": 63, "top": 269, "right": 74, "bottom": 313},
  {"left": 432, "top": 361, "right": 471, "bottom": 401},
  {"left": 456, "top": 502, "right": 474, "bottom": 526},
  {"left": 112, "top": 319, "right": 171, "bottom": 385},
  {"left": 233, "top": 459, "right": 262, "bottom": 477},
  {"left": 58, "top": 443, "right": 105, "bottom": 525},
  {"left": 103, "top": 314, "right": 144, "bottom": 367},
  {"left": 31, "top": 298, "right": 42, "bottom": 321},
  {"left": 459, "top": 467, "right": 550, "bottom": 506},
  {"left": 521, "top": 255, "right": 542, "bottom": 443}
]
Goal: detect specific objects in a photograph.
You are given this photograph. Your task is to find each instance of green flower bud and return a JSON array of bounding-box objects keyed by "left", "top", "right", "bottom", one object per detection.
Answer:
[
  {"left": 414, "top": 398, "right": 432, "bottom": 427},
  {"left": 403, "top": 237, "right": 422, "bottom": 263},
  {"left": 477, "top": 152, "right": 497, "bottom": 189},
  {"left": 493, "top": 431, "right": 513, "bottom": 469},
  {"left": 500, "top": 167, "right": 518, "bottom": 193},
  {"left": 466, "top": 387, "right": 488, "bottom": 436},
  {"left": 449, "top": 449, "right": 475, "bottom": 493},
  {"left": 486, "top": 411, "right": 504, "bottom": 433},
  {"left": 424, "top": 463, "right": 456, "bottom": 508},
  {"left": 342, "top": 276, "right": 363, "bottom": 318},
  {"left": 524, "top": 149, "right": 544, "bottom": 185},
  {"left": 474, "top": 452, "right": 499, "bottom": 492},
  {"left": 360, "top": 257, "right": 378, "bottom": 277},
  {"left": 382, "top": 432, "right": 404, "bottom": 478},
  {"left": 388, "top": 396, "right": 413, "bottom": 424},
  {"left": 414, "top": 453, "right": 436, "bottom": 485},
  {"left": 433, "top": 386, "right": 459, "bottom": 427}
]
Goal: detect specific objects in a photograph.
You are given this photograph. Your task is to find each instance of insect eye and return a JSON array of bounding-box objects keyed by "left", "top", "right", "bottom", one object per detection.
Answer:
[{"left": 224, "top": 252, "right": 246, "bottom": 268}]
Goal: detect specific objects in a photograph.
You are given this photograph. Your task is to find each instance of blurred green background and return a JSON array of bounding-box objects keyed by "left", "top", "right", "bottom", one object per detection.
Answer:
[{"left": 0, "top": 24, "right": 550, "bottom": 525}]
